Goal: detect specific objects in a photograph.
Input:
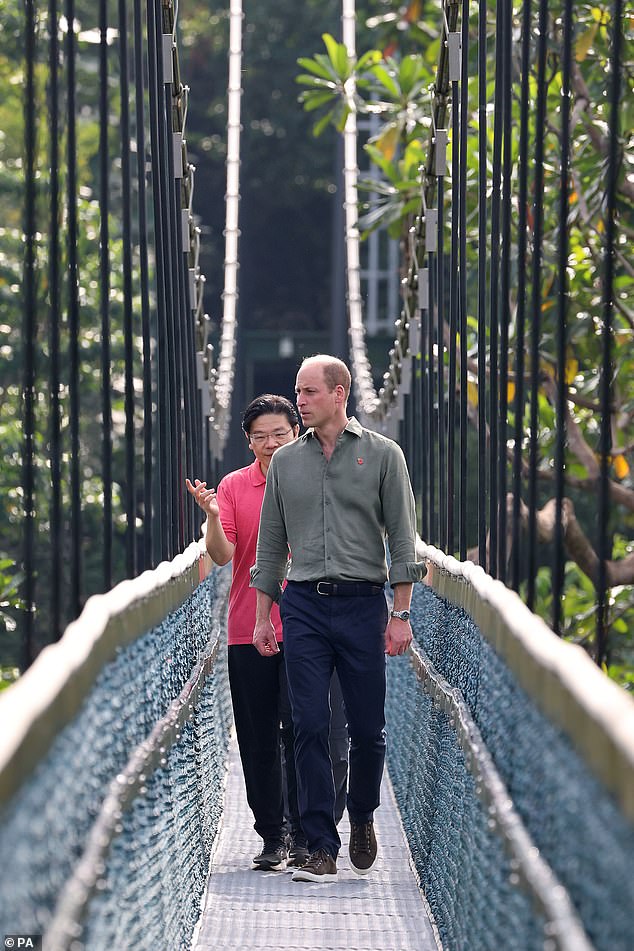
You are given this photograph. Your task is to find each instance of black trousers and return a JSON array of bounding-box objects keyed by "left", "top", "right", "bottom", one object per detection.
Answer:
[
  {"left": 228, "top": 643, "right": 296, "bottom": 843},
  {"left": 228, "top": 643, "right": 349, "bottom": 844}
]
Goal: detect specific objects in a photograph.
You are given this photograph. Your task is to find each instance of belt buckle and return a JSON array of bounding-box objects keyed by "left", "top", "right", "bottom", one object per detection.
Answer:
[{"left": 316, "top": 581, "right": 331, "bottom": 596}]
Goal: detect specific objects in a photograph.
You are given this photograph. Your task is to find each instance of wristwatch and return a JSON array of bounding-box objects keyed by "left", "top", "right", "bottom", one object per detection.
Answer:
[{"left": 390, "top": 609, "right": 411, "bottom": 621}]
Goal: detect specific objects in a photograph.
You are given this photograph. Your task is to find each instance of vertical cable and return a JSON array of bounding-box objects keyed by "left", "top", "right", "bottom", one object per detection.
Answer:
[
  {"left": 552, "top": 0, "right": 573, "bottom": 634},
  {"left": 158, "top": 2, "right": 183, "bottom": 556},
  {"left": 420, "top": 307, "right": 429, "bottom": 541},
  {"left": 99, "top": 0, "right": 113, "bottom": 591},
  {"left": 168, "top": 99, "right": 185, "bottom": 554},
  {"left": 437, "top": 175, "right": 446, "bottom": 551},
  {"left": 497, "top": 0, "right": 512, "bottom": 582},
  {"left": 66, "top": 0, "right": 82, "bottom": 616},
  {"left": 526, "top": 0, "right": 549, "bottom": 611},
  {"left": 448, "top": 78, "right": 459, "bottom": 556},
  {"left": 22, "top": 0, "right": 37, "bottom": 668},
  {"left": 596, "top": 0, "right": 622, "bottom": 665},
  {"left": 146, "top": 0, "right": 173, "bottom": 560},
  {"left": 119, "top": 0, "right": 137, "bottom": 578},
  {"left": 511, "top": 0, "right": 532, "bottom": 591},
  {"left": 477, "top": 0, "right": 487, "bottom": 569},
  {"left": 133, "top": 0, "right": 154, "bottom": 569},
  {"left": 48, "top": 0, "right": 63, "bottom": 642},
  {"left": 488, "top": 0, "right": 504, "bottom": 578},
  {"left": 458, "top": 0, "right": 469, "bottom": 561},
  {"left": 428, "top": 254, "right": 437, "bottom": 545}
]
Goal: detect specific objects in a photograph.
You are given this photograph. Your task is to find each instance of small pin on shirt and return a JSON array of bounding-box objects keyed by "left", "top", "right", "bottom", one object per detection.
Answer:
[{"left": 357, "top": 458, "right": 364, "bottom": 465}]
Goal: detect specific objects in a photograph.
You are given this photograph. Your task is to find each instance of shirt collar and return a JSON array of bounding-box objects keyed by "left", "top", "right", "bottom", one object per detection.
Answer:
[
  {"left": 301, "top": 416, "right": 363, "bottom": 441},
  {"left": 249, "top": 459, "right": 267, "bottom": 485}
]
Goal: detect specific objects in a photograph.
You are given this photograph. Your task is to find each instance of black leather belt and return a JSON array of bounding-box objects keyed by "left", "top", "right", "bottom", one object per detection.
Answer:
[{"left": 289, "top": 580, "right": 384, "bottom": 597}]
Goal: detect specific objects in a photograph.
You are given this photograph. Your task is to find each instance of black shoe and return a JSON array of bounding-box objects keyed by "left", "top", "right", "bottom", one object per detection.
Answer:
[
  {"left": 287, "top": 836, "right": 310, "bottom": 868},
  {"left": 252, "top": 839, "right": 287, "bottom": 870},
  {"left": 291, "top": 848, "right": 337, "bottom": 882},
  {"left": 349, "top": 820, "right": 377, "bottom": 876}
]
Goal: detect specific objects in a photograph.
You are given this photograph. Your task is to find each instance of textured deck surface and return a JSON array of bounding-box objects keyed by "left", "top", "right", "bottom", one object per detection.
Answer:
[{"left": 193, "top": 737, "right": 440, "bottom": 951}]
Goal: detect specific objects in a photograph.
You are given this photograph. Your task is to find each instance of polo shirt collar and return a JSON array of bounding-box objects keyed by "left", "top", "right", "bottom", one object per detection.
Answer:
[
  {"left": 249, "top": 459, "right": 267, "bottom": 485},
  {"left": 301, "top": 416, "right": 363, "bottom": 442}
]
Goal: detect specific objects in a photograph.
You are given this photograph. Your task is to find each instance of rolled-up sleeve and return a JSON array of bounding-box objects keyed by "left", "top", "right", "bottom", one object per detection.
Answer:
[
  {"left": 381, "top": 444, "right": 427, "bottom": 586},
  {"left": 249, "top": 458, "right": 289, "bottom": 603}
]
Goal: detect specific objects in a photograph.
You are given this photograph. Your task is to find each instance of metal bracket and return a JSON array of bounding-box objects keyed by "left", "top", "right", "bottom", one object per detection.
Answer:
[
  {"left": 162, "top": 35, "right": 174, "bottom": 84},
  {"left": 173, "top": 132, "right": 183, "bottom": 178},
  {"left": 409, "top": 316, "right": 421, "bottom": 354},
  {"left": 434, "top": 129, "right": 448, "bottom": 177},
  {"left": 448, "top": 32, "right": 462, "bottom": 82},
  {"left": 418, "top": 268, "right": 430, "bottom": 312},
  {"left": 182, "top": 209, "right": 191, "bottom": 250},
  {"left": 425, "top": 210, "right": 437, "bottom": 254}
]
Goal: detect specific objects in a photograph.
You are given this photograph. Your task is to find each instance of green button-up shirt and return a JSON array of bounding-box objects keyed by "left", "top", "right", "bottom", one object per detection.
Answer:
[{"left": 250, "top": 416, "right": 426, "bottom": 602}]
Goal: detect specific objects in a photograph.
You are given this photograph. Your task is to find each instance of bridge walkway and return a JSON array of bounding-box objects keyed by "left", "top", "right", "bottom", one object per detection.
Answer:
[{"left": 193, "top": 736, "right": 440, "bottom": 951}]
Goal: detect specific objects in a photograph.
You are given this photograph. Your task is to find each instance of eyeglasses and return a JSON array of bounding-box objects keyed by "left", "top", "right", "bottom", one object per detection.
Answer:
[{"left": 248, "top": 428, "right": 293, "bottom": 445}]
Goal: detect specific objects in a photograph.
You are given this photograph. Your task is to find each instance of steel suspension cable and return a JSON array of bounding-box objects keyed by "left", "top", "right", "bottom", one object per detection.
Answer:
[
  {"left": 99, "top": 0, "right": 113, "bottom": 591},
  {"left": 497, "top": 0, "right": 512, "bottom": 582},
  {"left": 448, "top": 71, "right": 460, "bottom": 556},
  {"left": 477, "top": 0, "right": 488, "bottom": 570},
  {"left": 160, "top": 9, "right": 184, "bottom": 555},
  {"left": 437, "top": 173, "right": 446, "bottom": 552},
  {"left": 552, "top": 0, "right": 573, "bottom": 635},
  {"left": 119, "top": 0, "right": 137, "bottom": 579},
  {"left": 66, "top": 0, "right": 82, "bottom": 618},
  {"left": 458, "top": 0, "right": 469, "bottom": 561},
  {"left": 341, "top": 0, "right": 380, "bottom": 420},
  {"left": 146, "top": 0, "right": 173, "bottom": 558},
  {"left": 212, "top": 0, "right": 243, "bottom": 456},
  {"left": 526, "top": 0, "right": 549, "bottom": 612},
  {"left": 133, "top": 0, "right": 154, "bottom": 570},
  {"left": 22, "top": 0, "right": 37, "bottom": 668},
  {"left": 511, "top": 0, "right": 532, "bottom": 591},
  {"left": 596, "top": 0, "right": 623, "bottom": 665},
  {"left": 488, "top": 0, "right": 504, "bottom": 578},
  {"left": 428, "top": 256, "right": 437, "bottom": 543},
  {"left": 48, "top": 0, "right": 63, "bottom": 642}
]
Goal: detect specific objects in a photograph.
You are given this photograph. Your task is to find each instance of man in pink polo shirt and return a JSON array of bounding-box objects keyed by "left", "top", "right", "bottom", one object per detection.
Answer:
[{"left": 187, "top": 394, "right": 349, "bottom": 871}]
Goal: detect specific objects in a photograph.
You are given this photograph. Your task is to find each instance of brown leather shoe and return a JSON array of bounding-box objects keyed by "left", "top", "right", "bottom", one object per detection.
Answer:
[
  {"left": 349, "top": 820, "right": 377, "bottom": 876},
  {"left": 291, "top": 848, "right": 337, "bottom": 882}
]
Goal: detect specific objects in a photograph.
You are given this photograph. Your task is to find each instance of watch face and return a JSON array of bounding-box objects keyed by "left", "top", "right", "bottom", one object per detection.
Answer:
[{"left": 392, "top": 610, "right": 410, "bottom": 620}]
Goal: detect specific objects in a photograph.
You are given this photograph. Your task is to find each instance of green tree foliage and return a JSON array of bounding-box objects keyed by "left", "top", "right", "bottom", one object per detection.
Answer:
[
  {"left": 0, "top": 0, "right": 148, "bottom": 660},
  {"left": 296, "top": 1, "right": 634, "bottom": 683}
]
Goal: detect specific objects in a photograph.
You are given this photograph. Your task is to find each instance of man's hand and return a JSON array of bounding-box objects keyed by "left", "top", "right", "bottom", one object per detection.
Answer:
[
  {"left": 253, "top": 618, "right": 280, "bottom": 657},
  {"left": 186, "top": 478, "right": 220, "bottom": 518},
  {"left": 385, "top": 617, "right": 412, "bottom": 656}
]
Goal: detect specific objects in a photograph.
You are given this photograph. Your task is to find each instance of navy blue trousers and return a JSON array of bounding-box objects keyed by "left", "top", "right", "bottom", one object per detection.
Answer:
[{"left": 281, "top": 581, "right": 388, "bottom": 858}]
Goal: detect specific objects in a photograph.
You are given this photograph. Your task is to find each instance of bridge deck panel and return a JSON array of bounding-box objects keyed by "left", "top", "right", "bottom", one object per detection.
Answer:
[{"left": 194, "top": 738, "right": 439, "bottom": 951}]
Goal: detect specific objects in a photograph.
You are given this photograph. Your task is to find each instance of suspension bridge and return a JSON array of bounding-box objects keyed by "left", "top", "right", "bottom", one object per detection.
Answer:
[{"left": 1, "top": 1, "right": 633, "bottom": 950}]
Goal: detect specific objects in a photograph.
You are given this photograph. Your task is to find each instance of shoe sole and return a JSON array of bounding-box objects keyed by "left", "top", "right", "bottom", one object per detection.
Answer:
[
  {"left": 291, "top": 869, "right": 337, "bottom": 883},
  {"left": 252, "top": 859, "right": 287, "bottom": 871},
  {"left": 349, "top": 855, "right": 378, "bottom": 876}
]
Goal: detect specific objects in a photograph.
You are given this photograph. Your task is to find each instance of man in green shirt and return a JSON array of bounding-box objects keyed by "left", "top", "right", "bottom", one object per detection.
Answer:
[{"left": 251, "top": 354, "right": 425, "bottom": 883}]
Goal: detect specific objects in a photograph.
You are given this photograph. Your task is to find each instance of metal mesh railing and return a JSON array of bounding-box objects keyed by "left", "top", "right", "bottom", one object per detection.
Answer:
[
  {"left": 0, "top": 550, "right": 232, "bottom": 950},
  {"left": 386, "top": 546, "right": 634, "bottom": 951}
]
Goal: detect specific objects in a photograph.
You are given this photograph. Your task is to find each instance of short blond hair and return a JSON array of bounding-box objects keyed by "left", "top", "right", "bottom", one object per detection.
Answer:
[{"left": 301, "top": 354, "right": 351, "bottom": 400}]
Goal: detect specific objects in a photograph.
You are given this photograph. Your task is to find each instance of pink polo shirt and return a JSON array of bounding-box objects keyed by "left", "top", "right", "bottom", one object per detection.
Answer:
[{"left": 216, "top": 460, "right": 283, "bottom": 645}]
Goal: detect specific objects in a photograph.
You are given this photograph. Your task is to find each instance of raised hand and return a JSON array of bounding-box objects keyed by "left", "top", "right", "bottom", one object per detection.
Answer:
[{"left": 185, "top": 478, "right": 220, "bottom": 519}]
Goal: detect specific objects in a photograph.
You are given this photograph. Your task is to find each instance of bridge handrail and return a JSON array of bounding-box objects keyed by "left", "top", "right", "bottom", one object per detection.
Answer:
[
  {"left": 417, "top": 539, "right": 634, "bottom": 823},
  {"left": 0, "top": 541, "right": 213, "bottom": 809}
]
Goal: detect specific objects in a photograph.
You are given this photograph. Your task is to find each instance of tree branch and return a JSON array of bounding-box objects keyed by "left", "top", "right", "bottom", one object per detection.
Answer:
[{"left": 570, "top": 61, "right": 634, "bottom": 205}]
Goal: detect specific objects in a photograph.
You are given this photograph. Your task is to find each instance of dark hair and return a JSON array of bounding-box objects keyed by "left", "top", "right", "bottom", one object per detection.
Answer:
[{"left": 241, "top": 394, "right": 299, "bottom": 435}]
